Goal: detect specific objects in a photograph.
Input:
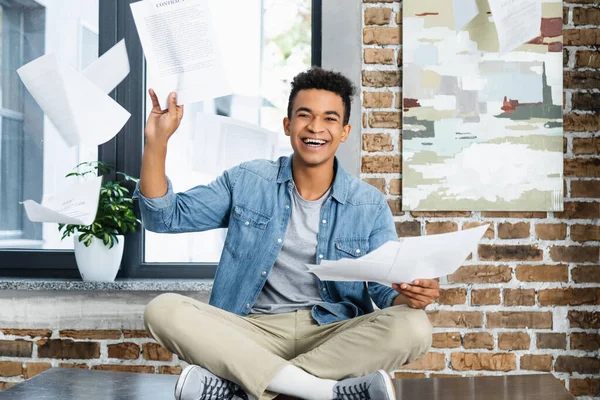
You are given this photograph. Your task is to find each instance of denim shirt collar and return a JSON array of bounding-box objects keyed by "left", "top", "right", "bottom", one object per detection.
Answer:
[{"left": 276, "top": 154, "right": 349, "bottom": 204}]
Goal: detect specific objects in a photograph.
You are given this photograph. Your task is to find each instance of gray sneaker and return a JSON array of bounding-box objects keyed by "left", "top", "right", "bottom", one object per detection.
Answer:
[
  {"left": 333, "top": 370, "right": 396, "bottom": 400},
  {"left": 174, "top": 365, "right": 249, "bottom": 400}
]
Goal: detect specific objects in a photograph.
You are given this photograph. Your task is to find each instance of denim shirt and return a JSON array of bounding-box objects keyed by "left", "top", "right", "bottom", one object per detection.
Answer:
[{"left": 133, "top": 155, "right": 399, "bottom": 325}]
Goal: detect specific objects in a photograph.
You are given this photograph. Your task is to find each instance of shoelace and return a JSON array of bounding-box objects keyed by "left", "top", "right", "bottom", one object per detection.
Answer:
[
  {"left": 333, "top": 382, "right": 372, "bottom": 400},
  {"left": 198, "top": 376, "right": 248, "bottom": 400}
]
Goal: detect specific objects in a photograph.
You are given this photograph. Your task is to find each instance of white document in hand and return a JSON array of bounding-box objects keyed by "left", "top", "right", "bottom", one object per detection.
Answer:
[
  {"left": 22, "top": 177, "right": 103, "bottom": 226},
  {"left": 307, "top": 225, "right": 489, "bottom": 287},
  {"left": 192, "top": 113, "right": 278, "bottom": 175},
  {"left": 16, "top": 40, "right": 131, "bottom": 147},
  {"left": 488, "top": 0, "right": 542, "bottom": 54},
  {"left": 453, "top": 0, "right": 479, "bottom": 31},
  {"left": 130, "top": 0, "right": 231, "bottom": 109}
]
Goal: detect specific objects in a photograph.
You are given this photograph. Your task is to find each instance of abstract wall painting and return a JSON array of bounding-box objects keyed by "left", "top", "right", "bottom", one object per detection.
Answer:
[{"left": 402, "top": 0, "right": 563, "bottom": 211}]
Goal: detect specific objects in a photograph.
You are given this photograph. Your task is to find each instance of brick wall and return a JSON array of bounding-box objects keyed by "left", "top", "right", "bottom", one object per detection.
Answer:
[
  {"left": 361, "top": 1, "right": 599, "bottom": 398},
  {"left": 0, "top": 2, "right": 598, "bottom": 399}
]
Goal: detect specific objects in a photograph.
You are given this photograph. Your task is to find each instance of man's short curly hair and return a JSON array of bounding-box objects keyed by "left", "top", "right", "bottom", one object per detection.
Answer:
[{"left": 287, "top": 67, "right": 357, "bottom": 125}]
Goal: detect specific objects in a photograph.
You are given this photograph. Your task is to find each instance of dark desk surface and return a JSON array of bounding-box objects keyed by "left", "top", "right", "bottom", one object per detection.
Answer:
[{"left": 0, "top": 368, "right": 575, "bottom": 400}]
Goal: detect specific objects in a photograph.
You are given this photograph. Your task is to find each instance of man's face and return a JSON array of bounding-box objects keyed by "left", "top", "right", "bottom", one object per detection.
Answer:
[{"left": 284, "top": 89, "right": 351, "bottom": 168}]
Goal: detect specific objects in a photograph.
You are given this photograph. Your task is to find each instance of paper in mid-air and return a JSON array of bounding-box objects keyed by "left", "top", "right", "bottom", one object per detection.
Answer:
[
  {"left": 488, "top": 0, "right": 542, "bottom": 54},
  {"left": 17, "top": 40, "right": 131, "bottom": 147},
  {"left": 193, "top": 113, "right": 277, "bottom": 175},
  {"left": 307, "top": 225, "right": 490, "bottom": 287},
  {"left": 22, "top": 177, "right": 103, "bottom": 226},
  {"left": 130, "top": 0, "right": 231, "bottom": 109}
]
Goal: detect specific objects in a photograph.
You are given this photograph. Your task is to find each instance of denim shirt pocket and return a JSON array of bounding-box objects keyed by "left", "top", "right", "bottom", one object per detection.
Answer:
[
  {"left": 333, "top": 238, "right": 370, "bottom": 289},
  {"left": 224, "top": 204, "right": 272, "bottom": 260}
]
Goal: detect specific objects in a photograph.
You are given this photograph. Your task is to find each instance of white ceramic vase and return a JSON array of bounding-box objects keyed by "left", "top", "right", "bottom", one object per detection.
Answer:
[{"left": 73, "top": 234, "right": 124, "bottom": 282}]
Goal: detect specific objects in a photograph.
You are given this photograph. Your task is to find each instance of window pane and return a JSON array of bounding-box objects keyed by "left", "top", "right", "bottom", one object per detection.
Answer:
[
  {"left": 0, "top": 0, "right": 99, "bottom": 250},
  {"left": 144, "top": 0, "right": 311, "bottom": 263}
]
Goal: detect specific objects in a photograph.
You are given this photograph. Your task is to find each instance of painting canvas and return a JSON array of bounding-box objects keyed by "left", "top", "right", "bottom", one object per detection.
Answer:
[{"left": 402, "top": 0, "right": 563, "bottom": 211}]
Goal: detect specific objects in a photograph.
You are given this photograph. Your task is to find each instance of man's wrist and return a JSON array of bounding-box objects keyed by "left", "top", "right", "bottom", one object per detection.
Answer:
[{"left": 392, "top": 293, "right": 409, "bottom": 306}]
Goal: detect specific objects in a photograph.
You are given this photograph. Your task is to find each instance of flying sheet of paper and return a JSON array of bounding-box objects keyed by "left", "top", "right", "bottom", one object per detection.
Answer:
[
  {"left": 307, "top": 225, "right": 489, "bottom": 287},
  {"left": 17, "top": 41, "right": 131, "bottom": 147},
  {"left": 453, "top": 0, "right": 479, "bottom": 31},
  {"left": 488, "top": 0, "right": 542, "bottom": 54},
  {"left": 193, "top": 113, "right": 277, "bottom": 175},
  {"left": 22, "top": 177, "right": 102, "bottom": 226},
  {"left": 130, "top": 0, "right": 231, "bottom": 109}
]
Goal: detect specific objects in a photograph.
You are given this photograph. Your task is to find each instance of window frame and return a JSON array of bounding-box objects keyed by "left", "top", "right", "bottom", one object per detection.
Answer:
[{"left": 0, "top": 0, "right": 331, "bottom": 279}]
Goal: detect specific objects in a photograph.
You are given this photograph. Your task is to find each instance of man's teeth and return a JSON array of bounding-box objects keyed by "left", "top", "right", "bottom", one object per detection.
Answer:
[{"left": 303, "top": 138, "right": 327, "bottom": 146}]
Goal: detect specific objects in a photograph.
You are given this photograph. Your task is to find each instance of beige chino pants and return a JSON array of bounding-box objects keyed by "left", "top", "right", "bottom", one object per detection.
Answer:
[{"left": 144, "top": 293, "right": 432, "bottom": 400}]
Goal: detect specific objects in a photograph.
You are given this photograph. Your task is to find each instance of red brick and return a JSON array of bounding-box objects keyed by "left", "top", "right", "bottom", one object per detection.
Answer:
[
  {"left": 537, "top": 333, "right": 566, "bottom": 350},
  {"left": 431, "top": 332, "right": 461, "bottom": 349},
  {"left": 58, "top": 363, "right": 88, "bottom": 369},
  {"left": 448, "top": 265, "right": 511, "bottom": 284},
  {"left": 478, "top": 245, "right": 542, "bottom": 261},
  {"left": 363, "top": 178, "right": 386, "bottom": 194},
  {"left": 389, "top": 179, "right": 401, "bottom": 195},
  {"left": 463, "top": 333, "right": 494, "bottom": 350},
  {"left": 571, "top": 224, "right": 600, "bottom": 242},
  {"left": 411, "top": 211, "right": 471, "bottom": 218},
  {"left": 471, "top": 289, "right": 500, "bottom": 306},
  {"left": 0, "top": 361, "right": 22, "bottom": 377},
  {"left": 399, "top": 352, "right": 445, "bottom": 371},
  {"left": 364, "top": 7, "right": 392, "bottom": 25},
  {"left": 107, "top": 343, "right": 140, "bottom": 360},
  {"left": 515, "top": 265, "right": 568, "bottom": 282},
  {"left": 363, "top": 133, "right": 394, "bottom": 152},
  {"left": 362, "top": 155, "right": 401, "bottom": 173},
  {"left": 142, "top": 343, "right": 173, "bottom": 362},
  {"left": 23, "top": 362, "right": 52, "bottom": 379},
  {"left": 555, "top": 356, "right": 600, "bottom": 374},
  {"left": 498, "top": 332, "right": 530, "bottom": 350},
  {"left": 555, "top": 202, "right": 600, "bottom": 219},
  {"left": 395, "top": 221, "right": 421, "bottom": 237},
  {"left": 0, "top": 329, "right": 51, "bottom": 338},
  {"left": 426, "top": 222, "right": 458, "bottom": 235},
  {"left": 570, "top": 378, "right": 600, "bottom": 397},
  {"left": 0, "top": 340, "right": 33, "bottom": 357},
  {"left": 158, "top": 366, "right": 183, "bottom": 375},
  {"left": 463, "top": 222, "right": 494, "bottom": 239},
  {"left": 564, "top": 158, "right": 600, "bottom": 177},
  {"left": 563, "top": 29, "right": 600, "bottom": 46},
  {"left": 564, "top": 114, "right": 600, "bottom": 132},
  {"left": 364, "top": 48, "right": 395, "bottom": 65},
  {"left": 565, "top": 71, "right": 600, "bottom": 89},
  {"left": 573, "top": 138, "right": 600, "bottom": 156},
  {"left": 368, "top": 111, "right": 401, "bottom": 128},
  {"left": 503, "top": 289, "right": 536, "bottom": 306},
  {"left": 572, "top": 265, "right": 600, "bottom": 283},
  {"left": 427, "top": 311, "right": 483, "bottom": 328},
  {"left": 394, "top": 372, "right": 427, "bottom": 379},
  {"left": 534, "top": 224, "right": 567, "bottom": 240},
  {"left": 569, "top": 311, "right": 600, "bottom": 329},
  {"left": 550, "top": 246, "right": 599, "bottom": 263},
  {"left": 92, "top": 365, "right": 155, "bottom": 374},
  {"left": 572, "top": 92, "right": 600, "bottom": 112},
  {"left": 438, "top": 288, "right": 466, "bottom": 305},
  {"left": 571, "top": 181, "right": 600, "bottom": 198},
  {"left": 363, "top": 27, "right": 401, "bottom": 45},
  {"left": 573, "top": 7, "right": 600, "bottom": 26},
  {"left": 451, "top": 353, "right": 516, "bottom": 372},
  {"left": 486, "top": 312, "right": 552, "bottom": 329},
  {"left": 481, "top": 212, "right": 546, "bottom": 218},
  {"left": 0, "top": 382, "right": 18, "bottom": 391},
  {"left": 520, "top": 354, "right": 552, "bottom": 372},
  {"left": 571, "top": 333, "right": 600, "bottom": 352},
  {"left": 387, "top": 199, "right": 403, "bottom": 216},
  {"left": 59, "top": 330, "right": 121, "bottom": 340},
  {"left": 497, "top": 222, "right": 530, "bottom": 239},
  {"left": 362, "top": 71, "right": 401, "bottom": 88},
  {"left": 363, "top": 92, "right": 393, "bottom": 109},
  {"left": 538, "top": 288, "right": 600, "bottom": 306},
  {"left": 575, "top": 50, "right": 600, "bottom": 68},
  {"left": 36, "top": 339, "right": 100, "bottom": 359}
]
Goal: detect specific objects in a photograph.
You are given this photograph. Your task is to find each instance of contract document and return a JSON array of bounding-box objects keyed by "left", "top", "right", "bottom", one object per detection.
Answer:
[
  {"left": 453, "top": 0, "right": 479, "bottom": 31},
  {"left": 488, "top": 0, "right": 542, "bottom": 54},
  {"left": 130, "top": 0, "right": 231, "bottom": 109},
  {"left": 16, "top": 40, "right": 131, "bottom": 147},
  {"left": 22, "top": 177, "right": 103, "bottom": 226},
  {"left": 193, "top": 113, "right": 277, "bottom": 175},
  {"left": 307, "top": 225, "right": 489, "bottom": 287}
]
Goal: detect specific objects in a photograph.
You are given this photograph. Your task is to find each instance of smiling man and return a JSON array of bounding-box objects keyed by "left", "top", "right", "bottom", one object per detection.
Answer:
[{"left": 135, "top": 68, "right": 439, "bottom": 400}]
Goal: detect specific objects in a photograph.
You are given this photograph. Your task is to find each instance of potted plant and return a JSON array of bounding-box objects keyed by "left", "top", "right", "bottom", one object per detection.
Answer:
[{"left": 58, "top": 161, "right": 140, "bottom": 282}]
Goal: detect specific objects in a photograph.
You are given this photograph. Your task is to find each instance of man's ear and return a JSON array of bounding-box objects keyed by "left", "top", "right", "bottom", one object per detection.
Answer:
[
  {"left": 283, "top": 117, "right": 291, "bottom": 137},
  {"left": 340, "top": 124, "right": 351, "bottom": 143}
]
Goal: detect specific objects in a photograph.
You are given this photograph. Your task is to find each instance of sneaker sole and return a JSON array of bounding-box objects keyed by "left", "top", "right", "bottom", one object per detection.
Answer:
[
  {"left": 174, "top": 365, "right": 198, "bottom": 400},
  {"left": 376, "top": 370, "right": 396, "bottom": 400}
]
